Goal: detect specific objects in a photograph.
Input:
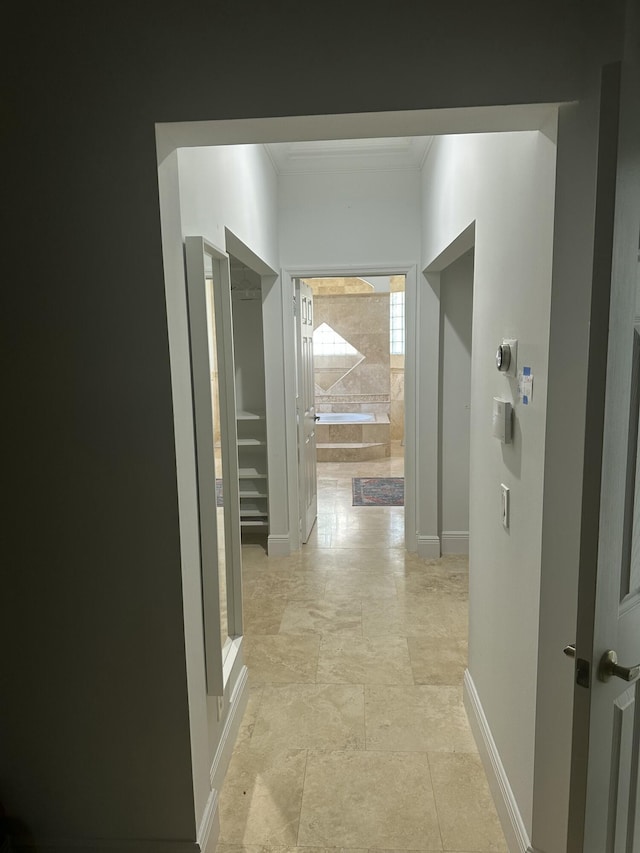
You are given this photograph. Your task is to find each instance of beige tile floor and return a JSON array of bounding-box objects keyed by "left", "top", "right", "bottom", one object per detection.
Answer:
[{"left": 217, "top": 443, "right": 507, "bottom": 853}]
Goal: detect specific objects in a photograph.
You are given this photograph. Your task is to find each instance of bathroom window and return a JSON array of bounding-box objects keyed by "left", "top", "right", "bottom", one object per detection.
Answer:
[
  {"left": 313, "top": 322, "right": 359, "bottom": 355},
  {"left": 390, "top": 292, "right": 405, "bottom": 355}
]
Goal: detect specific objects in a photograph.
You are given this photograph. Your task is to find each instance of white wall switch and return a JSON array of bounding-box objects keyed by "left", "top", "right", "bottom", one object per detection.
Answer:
[{"left": 501, "top": 483, "right": 510, "bottom": 529}]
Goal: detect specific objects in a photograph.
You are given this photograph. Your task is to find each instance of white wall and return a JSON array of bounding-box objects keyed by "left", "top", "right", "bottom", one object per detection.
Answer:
[
  {"left": 279, "top": 171, "right": 421, "bottom": 268},
  {"left": 177, "top": 146, "right": 293, "bottom": 560},
  {"left": 440, "top": 249, "right": 474, "bottom": 544},
  {"left": 155, "top": 143, "right": 279, "bottom": 835},
  {"left": 421, "top": 131, "right": 557, "bottom": 841},
  {"left": 279, "top": 169, "right": 422, "bottom": 549},
  {"left": 363, "top": 275, "right": 393, "bottom": 292},
  {"left": 232, "top": 297, "right": 267, "bottom": 413},
  {"left": 178, "top": 145, "right": 279, "bottom": 273}
]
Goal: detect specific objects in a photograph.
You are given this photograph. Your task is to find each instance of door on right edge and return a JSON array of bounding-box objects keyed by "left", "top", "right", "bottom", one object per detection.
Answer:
[{"left": 569, "top": 22, "right": 640, "bottom": 853}]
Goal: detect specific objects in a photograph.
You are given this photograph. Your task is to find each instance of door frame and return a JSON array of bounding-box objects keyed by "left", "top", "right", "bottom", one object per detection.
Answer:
[
  {"left": 224, "top": 230, "right": 284, "bottom": 557},
  {"left": 422, "top": 223, "right": 476, "bottom": 558},
  {"left": 184, "top": 236, "right": 243, "bottom": 696},
  {"left": 282, "top": 264, "right": 418, "bottom": 552},
  {"left": 156, "top": 102, "right": 597, "bottom": 851}
]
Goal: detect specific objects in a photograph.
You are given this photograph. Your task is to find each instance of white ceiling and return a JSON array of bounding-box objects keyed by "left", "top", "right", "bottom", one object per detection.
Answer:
[{"left": 265, "top": 136, "right": 433, "bottom": 175}]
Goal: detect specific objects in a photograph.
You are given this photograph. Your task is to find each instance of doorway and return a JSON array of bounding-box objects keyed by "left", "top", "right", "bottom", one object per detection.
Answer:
[
  {"left": 298, "top": 274, "right": 406, "bottom": 543},
  {"left": 156, "top": 108, "right": 568, "bottom": 853},
  {"left": 438, "top": 250, "right": 474, "bottom": 555},
  {"left": 287, "top": 265, "right": 416, "bottom": 552}
]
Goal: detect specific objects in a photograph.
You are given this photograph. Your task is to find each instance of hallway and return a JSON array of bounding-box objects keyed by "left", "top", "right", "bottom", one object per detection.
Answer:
[{"left": 216, "top": 445, "right": 507, "bottom": 852}]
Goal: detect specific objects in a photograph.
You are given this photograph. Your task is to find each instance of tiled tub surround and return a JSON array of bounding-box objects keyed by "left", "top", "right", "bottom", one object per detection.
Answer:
[
  {"left": 216, "top": 446, "right": 507, "bottom": 853},
  {"left": 390, "top": 354, "right": 405, "bottom": 442},
  {"left": 311, "top": 293, "right": 401, "bottom": 458},
  {"left": 313, "top": 293, "right": 390, "bottom": 402},
  {"left": 315, "top": 412, "right": 391, "bottom": 462}
]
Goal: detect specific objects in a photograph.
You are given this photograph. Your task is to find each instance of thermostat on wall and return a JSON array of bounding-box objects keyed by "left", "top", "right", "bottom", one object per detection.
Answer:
[
  {"left": 492, "top": 398, "right": 513, "bottom": 444},
  {"left": 496, "top": 339, "right": 518, "bottom": 377}
]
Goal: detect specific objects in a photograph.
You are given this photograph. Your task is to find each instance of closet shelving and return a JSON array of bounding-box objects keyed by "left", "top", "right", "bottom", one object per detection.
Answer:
[
  {"left": 236, "top": 409, "right": 269, "bottom": 528},
  {"left": 230, "top": 262, "right": 269, "bottom": 533}
]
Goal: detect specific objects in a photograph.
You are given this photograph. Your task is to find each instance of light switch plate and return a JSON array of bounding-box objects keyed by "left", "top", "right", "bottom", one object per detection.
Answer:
[{"left": 501, "top": 483, "right": 510, "bottom": 529}]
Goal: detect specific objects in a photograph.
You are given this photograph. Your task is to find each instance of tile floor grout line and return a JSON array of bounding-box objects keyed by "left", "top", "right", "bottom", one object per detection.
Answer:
[
  {"left": 295, "top": 747, "right": 310, "bottom": 847},
  {"left": 363, "top": 679, "right": 368, "bottom": 750},
  {"left": 425, "top": 750, "right": 446, "bottom": 853}
]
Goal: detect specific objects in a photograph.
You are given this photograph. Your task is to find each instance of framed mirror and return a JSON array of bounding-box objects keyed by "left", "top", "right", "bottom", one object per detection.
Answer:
[{"left": 185, "top": 236, "right": 243, "bottom": 696}]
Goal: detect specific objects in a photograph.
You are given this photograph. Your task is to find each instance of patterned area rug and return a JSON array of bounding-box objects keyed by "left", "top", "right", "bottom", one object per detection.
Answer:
[
  {"left": 352, "top": 477, "right": 404, "bottom": 506},
  {"left": 216, "top": 479, "right": 223, "bottom": 507}
]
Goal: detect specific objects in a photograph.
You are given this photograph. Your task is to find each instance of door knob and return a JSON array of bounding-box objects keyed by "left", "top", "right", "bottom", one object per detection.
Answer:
[
  {"left": 563, "top": 644, "right": 576, "bottom": 658},
  {"left": 598, "top": 650, "right": 640, "bottom": 683}
]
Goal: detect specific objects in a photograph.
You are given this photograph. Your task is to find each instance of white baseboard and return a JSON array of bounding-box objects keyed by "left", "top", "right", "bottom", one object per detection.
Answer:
[
  {"left": 203, "top": 664, "right": 249, "bottom": 853},
  {"left": 441, "top": 531, "right": 469, "bottom": 555},
  {"left": 197, "top": 789, "right": 219, "bottom": 853},
  {"left": 210, "top": 664, "right": 249, "bottom": 791},
  {"left": 267, "top": 534, "right": 291, "bottom": 556},
  {"left": 463, "top": 670, "right": 536, "bottom": 853},
  {"left": 417, "top": 535, "right": 441, "bottom": 559}
]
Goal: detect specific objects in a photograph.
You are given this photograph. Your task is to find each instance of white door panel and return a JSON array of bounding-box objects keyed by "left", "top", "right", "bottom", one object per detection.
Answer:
[
  {"left": 569, "top": 28, "right": 640, "bottom": 852},
  {"left": 296, "top": 281, "right": 318, "bottom": 543}
]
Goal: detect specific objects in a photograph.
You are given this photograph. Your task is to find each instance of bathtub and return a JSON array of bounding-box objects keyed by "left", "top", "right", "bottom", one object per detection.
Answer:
[
  {"left": 316, "top": 412, "right": 376, "bottom": 425},
  {"left": 315, "top": 412, "right": 390, "bottom": 462}
]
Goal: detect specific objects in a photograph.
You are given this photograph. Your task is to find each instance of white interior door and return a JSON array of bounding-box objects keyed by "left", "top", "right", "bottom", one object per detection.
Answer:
[
  {"left": 568, "top": 39, "right": 640, "bottom": 852},
  {"left": 296, "top": 280, "right": 318, "bottom": 543}
]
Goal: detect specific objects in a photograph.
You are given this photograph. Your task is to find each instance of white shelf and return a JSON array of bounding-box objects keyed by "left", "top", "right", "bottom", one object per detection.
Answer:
[
  {"left": 239, "top": 488, "right": 268, "bottom": 498},
  {"left": 237, "top": 437, "right": 267, "bottom": 446},
  {"left": 240, "top": 519, "right": 269, "bottom": 528},
  {"left": 239, "top": 501, "right": 268, "bottom": 517},
  {"left": 237, "top": 410, "right": 266, "bottom": 421},
  {"left": 238, "top": 467, "right": 267, "bottom": 479}
]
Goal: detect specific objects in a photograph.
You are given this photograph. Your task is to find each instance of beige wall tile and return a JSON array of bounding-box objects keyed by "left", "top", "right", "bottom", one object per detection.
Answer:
[{"left": 314, "top": 294, "right": 391, "bottom": 406}]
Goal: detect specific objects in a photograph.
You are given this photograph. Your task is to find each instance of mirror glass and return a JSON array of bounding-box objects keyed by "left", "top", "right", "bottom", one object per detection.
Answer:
[{"left": 205, "top": 256, "right": 230, "bottom": 655}]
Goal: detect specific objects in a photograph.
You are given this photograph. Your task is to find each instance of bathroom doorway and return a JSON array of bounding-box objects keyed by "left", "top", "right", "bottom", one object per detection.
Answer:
[{"left": 300, "top": 275, "right": 406, "bottom": 535}]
